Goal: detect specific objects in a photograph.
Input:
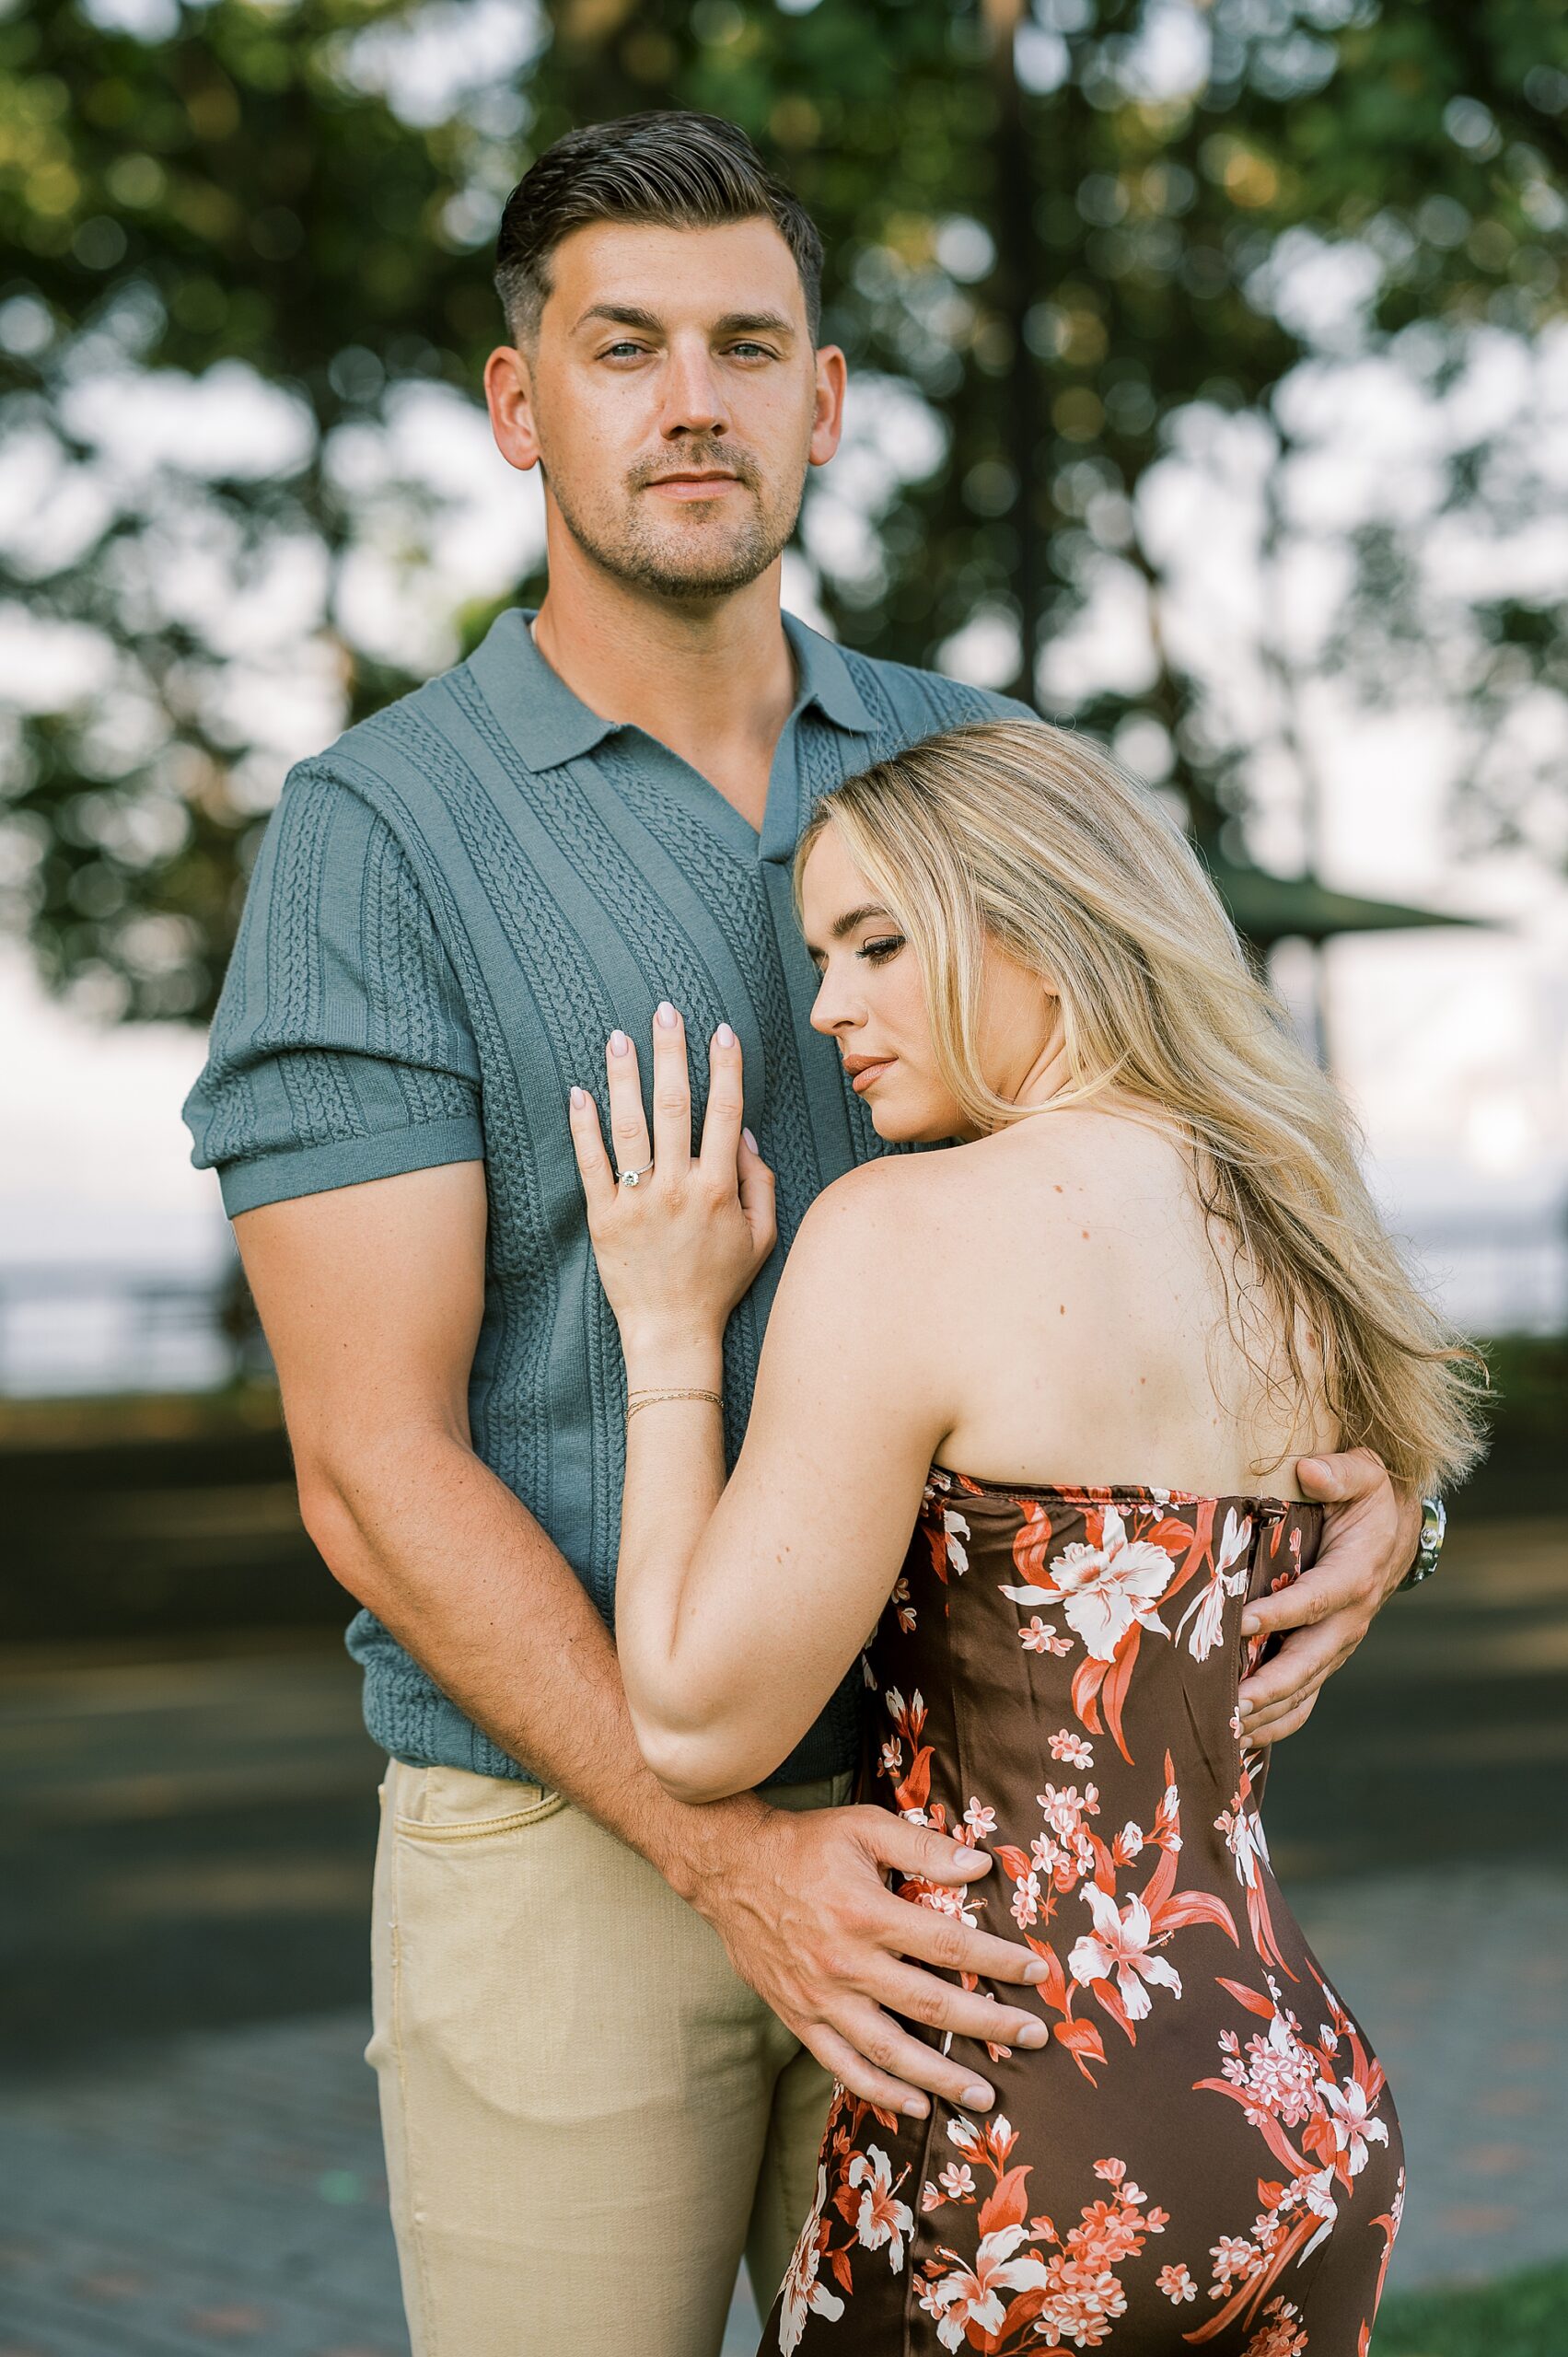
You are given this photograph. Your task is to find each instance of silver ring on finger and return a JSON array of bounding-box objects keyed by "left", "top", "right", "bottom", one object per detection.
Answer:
[{"left": 617, "top": 1157, "right": 655, "bottom": 1189}]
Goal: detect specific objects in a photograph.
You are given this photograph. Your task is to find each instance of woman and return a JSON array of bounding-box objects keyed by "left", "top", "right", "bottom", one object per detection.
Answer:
[{"left": 566, "top": 721, "right": 1480, "bottom": 2356}]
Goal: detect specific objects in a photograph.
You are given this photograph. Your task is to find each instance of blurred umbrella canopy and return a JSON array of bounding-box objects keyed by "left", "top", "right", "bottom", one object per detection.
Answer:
[{"left": 0, "top": 0, "right": 1563, "bottom": 1017}]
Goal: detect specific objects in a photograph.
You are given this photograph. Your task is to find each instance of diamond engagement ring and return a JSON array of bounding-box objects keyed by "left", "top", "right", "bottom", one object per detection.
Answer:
[{"left": 618, "top": 1158, "right": 655, "bottom": 1188}]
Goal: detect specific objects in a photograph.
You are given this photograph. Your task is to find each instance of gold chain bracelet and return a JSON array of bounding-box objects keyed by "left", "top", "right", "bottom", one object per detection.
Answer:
[{"left": 626, "top": 1387, "right": 723, "bottom": 1421}]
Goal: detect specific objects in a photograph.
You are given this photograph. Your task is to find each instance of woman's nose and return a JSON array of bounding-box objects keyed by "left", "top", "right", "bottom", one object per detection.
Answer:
[{"left": 808, "top": 972, "right": 856, "bottom": 1038}]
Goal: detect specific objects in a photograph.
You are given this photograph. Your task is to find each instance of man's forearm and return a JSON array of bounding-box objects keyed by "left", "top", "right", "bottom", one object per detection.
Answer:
[{"left": 300, "top": 1424, "right": 767, "bottom": 1899}]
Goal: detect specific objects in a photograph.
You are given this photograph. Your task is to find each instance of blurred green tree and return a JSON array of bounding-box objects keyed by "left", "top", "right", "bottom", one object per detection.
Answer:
[{"left": 1, "top": 0, "right": 1563, "bottom": 1018}]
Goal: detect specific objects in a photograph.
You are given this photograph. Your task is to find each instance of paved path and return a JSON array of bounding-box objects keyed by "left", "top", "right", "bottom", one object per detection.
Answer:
[{"left": 3, "top": 1862, "right": 1565, "bottom": 2356}]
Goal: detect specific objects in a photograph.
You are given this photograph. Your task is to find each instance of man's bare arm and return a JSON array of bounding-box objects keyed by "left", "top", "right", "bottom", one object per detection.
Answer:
[{"left": 233, "top": 1161, "right": 1049, "bottom": 2117}]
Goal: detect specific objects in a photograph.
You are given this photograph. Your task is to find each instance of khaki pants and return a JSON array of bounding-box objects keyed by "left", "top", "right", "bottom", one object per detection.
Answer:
[{"left": 367, "top": 1758, "right": 848, "bottom": 2357}]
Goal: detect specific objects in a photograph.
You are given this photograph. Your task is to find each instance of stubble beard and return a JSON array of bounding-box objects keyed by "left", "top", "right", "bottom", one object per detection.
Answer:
[{"left": 542, "top": 442, "right": 806, "bottom": 600}]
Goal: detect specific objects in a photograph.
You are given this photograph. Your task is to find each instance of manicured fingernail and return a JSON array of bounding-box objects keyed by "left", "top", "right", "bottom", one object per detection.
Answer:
[
  {"left": 656, "top": 1000, "right": 679, "bottom": 1028},
  {"left": 963, "top": 2083, "right": 993, "bottom": 2107},
  {"left": 956, "top": 1851, "right": 989, "bottom": 1873},
  {"left": 903, "top": 2096, "right": 928, "bottom": 2119},
  {"left": 569, "top": 1086, "right": 587, "bottom": 1109},
  {"left": 1240, "top": 1612, "right": 1260, "bottom": 1637},
  {"left": 1237, "top": 1694, "right": 1255, "bottom": 1715},
  {"left": 1024, "top": 1960, "right": 1048, "bottom": 1983},
  {"left": 742, "top": 1126, "right": 759, "bottom": 1154},
  {"left": 1018, "top": 2022, "right": 1048, "bottom": 2048},
  {"left": 1300, "top": 1458, "right": 1330, "bottom": 1482},
  {"left": 609, "top": 1030, "right": 630, "bottom": 1057},
  {"left": 715, "top": 1021, "right": 737, "bottom": 1048}
]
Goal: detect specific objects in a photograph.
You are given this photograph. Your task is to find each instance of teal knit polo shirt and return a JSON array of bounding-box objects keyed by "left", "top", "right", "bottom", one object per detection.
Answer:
[{"left": 184, "top": 606, "right": 1029, "bottom": 1786}]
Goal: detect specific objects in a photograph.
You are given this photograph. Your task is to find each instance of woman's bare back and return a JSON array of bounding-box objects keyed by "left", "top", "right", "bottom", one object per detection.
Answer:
[{"left": 903, "top": 1101, "right": 1340, "bottom": 1499}]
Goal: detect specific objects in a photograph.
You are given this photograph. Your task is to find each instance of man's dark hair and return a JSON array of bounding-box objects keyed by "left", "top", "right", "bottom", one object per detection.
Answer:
[{"left": 494, "top": 110, "right": 824, "bottom": 347}]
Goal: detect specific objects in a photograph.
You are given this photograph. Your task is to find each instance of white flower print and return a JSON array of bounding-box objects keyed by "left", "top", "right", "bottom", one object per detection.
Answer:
[
  {"left": 1067, "top": 1887, "right": 1183, "bottom": 2021},
  {"left": 1002, "top": 1503, "right": 1178, "bottom": 1661},
  {"left": 937, "top": 2161, "right": 975, "bottom": 2200},
  {"left": 1317, "top": 2071, "right": 1391, "bottom": 2177},
  {"left": 1050, "top": 1729, "right": 1095, "bottom": 1768},
  {"left": 962, "top": 1798, "right": 997, "bottom": 1838},
  {"left": 943, "top": 1510, "right": 970, "bottom": 1575},
  {"left": 1211, "top": 2231, "right": 1260, "bottom": 2289},
  {"left": 846, "top": 2145, "right": 914, "bottom": 2272},
  {"left": 1010, "top": 1872, "right": 1042, "bottom": 1930},
  {"left": 1157, "top": 2260, "right": 1197, "bottom": 2302},
  {"left": 1038, "top": 1782, "right": 1101, "bottom": 1854},
  {"left": 775, "top": 2163, "right": 845, "bottom": 2353},
  {"left": 1175, "top": 1507, "right": 1253, "bottom": 1661},
  {"left": 1020, "top": 1615, "right": 1073, "bottom": 1655},
  {"left": 1221, "top": 2007, "right": 1318, "bottom": 2128},
  {"left": 925, "top": 2224, "right": 1051, "bottom": 2351}
]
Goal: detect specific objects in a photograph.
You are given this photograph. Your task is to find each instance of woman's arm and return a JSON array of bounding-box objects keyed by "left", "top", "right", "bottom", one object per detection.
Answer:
[{"left": 570, "top": 1010, "right": 950, "bottom": 1802}]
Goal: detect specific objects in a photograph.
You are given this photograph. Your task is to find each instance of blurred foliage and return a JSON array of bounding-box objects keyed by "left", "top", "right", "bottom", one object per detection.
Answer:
[
  {"left": 1, "top": 0, "right": 1565, "bottom": 1018},
  {"left": 1376, "top": 2258, "right": 1568, "bottom": 2357}
]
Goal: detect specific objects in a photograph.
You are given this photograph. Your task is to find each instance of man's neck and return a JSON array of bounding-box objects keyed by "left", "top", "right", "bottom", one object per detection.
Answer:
[{"left": 530, "top": 545, "right": 797, "bottom": 831}]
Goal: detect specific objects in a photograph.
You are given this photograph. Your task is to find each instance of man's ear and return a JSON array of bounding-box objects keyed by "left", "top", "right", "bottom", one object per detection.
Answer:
[
  {"left": 808, "top": 343, "right": 848, "bottom": 470},
  {"left": 484, "top": 343, "right": 541, "bottom": 475}
]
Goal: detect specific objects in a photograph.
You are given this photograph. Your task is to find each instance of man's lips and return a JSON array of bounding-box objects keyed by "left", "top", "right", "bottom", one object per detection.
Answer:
[
  {"left": 644, "top": 472, "right": 743, "bottom": 500},
  {"left": 844, "top": 1055, "right": 896, "bottom": 1094}
]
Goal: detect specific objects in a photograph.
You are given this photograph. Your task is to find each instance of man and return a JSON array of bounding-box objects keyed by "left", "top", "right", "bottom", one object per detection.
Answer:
[{"left": 184, "top": 111, "right": 1427, "bottom": 2357}]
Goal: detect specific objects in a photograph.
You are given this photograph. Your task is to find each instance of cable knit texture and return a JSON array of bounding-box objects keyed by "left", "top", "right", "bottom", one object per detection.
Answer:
[{"left": 184, "top": 608, "right": 1029, "bottom": 1783}]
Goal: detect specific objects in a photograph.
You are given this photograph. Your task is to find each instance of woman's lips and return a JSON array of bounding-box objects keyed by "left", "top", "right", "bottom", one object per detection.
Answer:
[{"left": 849, "top": 1059, "right": 896, "bottom": 1094}]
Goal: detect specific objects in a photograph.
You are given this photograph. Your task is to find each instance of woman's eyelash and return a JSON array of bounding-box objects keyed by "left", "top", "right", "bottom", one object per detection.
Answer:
[{"left": 858, "top": 935, "right": 906, "bottom": 965}]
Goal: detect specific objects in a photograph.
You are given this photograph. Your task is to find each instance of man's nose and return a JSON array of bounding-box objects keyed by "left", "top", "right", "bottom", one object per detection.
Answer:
[{"left": 659, "top": 338, "right": 729, "bottom": 438}]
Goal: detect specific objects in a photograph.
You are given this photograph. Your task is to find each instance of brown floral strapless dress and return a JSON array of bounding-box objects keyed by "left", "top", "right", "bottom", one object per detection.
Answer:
[{"left": 761, "top": 1471, "right": 1403, "bottom": 2357}]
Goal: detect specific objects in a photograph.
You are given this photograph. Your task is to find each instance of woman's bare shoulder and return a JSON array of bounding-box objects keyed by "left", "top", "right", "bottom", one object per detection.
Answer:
[{"left": 796, "top": 1106, "right": 1193, "bottom": 1282}]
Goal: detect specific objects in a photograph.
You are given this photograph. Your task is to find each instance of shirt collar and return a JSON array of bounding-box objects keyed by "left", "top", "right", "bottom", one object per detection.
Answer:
[
  {"left": 463, "top": 607, "right": 619, "bottom": 772},
  {"left": 782, "top": 609, "right": 876, "bottom": 737},
  {"left": 463, "top": 604, "right": 874, "bottom": 774}
]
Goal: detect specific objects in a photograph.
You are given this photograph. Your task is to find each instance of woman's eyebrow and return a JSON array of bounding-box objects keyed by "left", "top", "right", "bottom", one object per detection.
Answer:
[{"left": 831, "top": 902, "right": 894, "bottom": 938}]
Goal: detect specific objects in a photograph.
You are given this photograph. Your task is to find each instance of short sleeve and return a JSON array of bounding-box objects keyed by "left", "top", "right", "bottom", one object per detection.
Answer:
[{"left": 183, "top": 762, "right": 483, "bottom": 1217}]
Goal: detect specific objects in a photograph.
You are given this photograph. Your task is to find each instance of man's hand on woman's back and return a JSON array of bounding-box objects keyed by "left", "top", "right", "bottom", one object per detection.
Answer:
[
  {"left": 676, "top": 1800, "right": 1050, "bottom": 2119},
  {"left": 1237, "top": 1447, "right": 1421, "bottom": 1743}
]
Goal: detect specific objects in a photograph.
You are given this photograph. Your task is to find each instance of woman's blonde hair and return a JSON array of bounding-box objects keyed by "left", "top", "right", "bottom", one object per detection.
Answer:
[{"left": 795, "top": 719, "right": 1484, "bottom": 1495}]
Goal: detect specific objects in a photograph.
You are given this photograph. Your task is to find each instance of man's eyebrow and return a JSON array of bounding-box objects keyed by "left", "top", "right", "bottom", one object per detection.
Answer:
[
  {"left": 574, "top": 303, "right": 665, "bottom": 334},
  {"left": 713, "top": 310, "right": 796, "bottom": 339},
  {"left": 572, "top": 304, "right": 796, "bottom": 339}
]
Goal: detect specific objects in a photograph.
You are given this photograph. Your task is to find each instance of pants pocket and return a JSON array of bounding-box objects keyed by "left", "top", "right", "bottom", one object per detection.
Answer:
[{"left": 389, "top": 1759, "right": 569, "bottom": 1842}]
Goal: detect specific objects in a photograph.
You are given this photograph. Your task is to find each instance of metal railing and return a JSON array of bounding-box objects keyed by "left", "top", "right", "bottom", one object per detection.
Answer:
[
  {"left": 0, "top": 1210, "right": 1563, "bottom": 1398},
  {"left": 0, "top": 1260, "right": 263, "bottom": 1399}
]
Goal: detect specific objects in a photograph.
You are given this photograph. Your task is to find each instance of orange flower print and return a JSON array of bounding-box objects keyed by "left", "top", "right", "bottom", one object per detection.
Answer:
[{"left": 1239, "top": 2295, "right": 1308, "bottom": 2356}]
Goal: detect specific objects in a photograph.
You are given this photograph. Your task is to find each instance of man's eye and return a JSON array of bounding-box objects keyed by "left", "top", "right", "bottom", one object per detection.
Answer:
[
  {"left": 602, "top": 342, "right": 648, "bottom": 359},
  {"left": 859, "top": 935, "right": 906, "bottom": 965},
  {"left": 727, "top": 342, "right": 775, "bottom": 359}
]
